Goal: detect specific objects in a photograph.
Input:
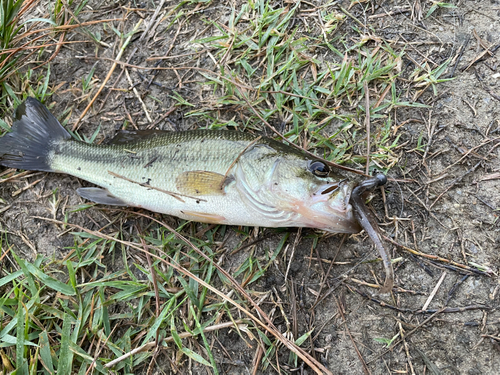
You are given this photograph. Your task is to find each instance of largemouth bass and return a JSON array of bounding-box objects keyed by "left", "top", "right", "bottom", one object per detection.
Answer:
[{"left": 0, "top": 97, "right": 362, "bottom": 233}]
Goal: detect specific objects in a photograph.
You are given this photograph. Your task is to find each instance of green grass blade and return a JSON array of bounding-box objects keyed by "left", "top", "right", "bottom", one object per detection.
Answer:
[
  {"left": 141, "top": 296, "right": 177, "bottom": 345},
  {"left": 15, "top": 294, "right": 25, "bottom": 371},
  {"left": 190, "top": 305, "right": 218, "bottom": 374},
  {"left": 25, "top": 262, "right": 75, "bottom": 296},
  {"left": 69, "top": 341, "right": 107, "bottom": 373},
  {"left": 11, "top": 252, "right": 38, "bottom": 297},
  {"left": 57, "top": 313, "right": 74, "bottom": 375},
  {"left": 39, "top": 330, "right": 54, "bottom": 373},
  {"left": 181, "top": 347, "right": 213, "bottom": 367},
  {"left": 98, "top": 287, "right": 110, "bottom": 337},
  {"left": 0, "top": 269, "right": 23, "bottom": 287}
]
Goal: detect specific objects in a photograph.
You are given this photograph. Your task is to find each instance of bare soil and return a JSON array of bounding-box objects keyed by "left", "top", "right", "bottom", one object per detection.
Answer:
[{"left": 1, "top": 0, "right": 500, "bottom": 374}]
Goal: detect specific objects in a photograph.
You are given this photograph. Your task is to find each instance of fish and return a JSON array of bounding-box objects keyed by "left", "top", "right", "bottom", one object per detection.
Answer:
[
  {"left": 1, "top": 98, "right": 395, "bottom": 292},
  {"left": 0, "top": 97, "right": 363, "bottom": 233}
]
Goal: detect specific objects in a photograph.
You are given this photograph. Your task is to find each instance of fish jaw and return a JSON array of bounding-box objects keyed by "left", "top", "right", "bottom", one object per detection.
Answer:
[{"left": 285, "top": 180, "right": 361, "bottom": 233}]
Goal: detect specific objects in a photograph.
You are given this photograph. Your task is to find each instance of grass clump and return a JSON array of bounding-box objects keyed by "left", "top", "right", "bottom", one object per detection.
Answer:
[{"left": 183, "top": 0, "right": 427, "bottom": 173}]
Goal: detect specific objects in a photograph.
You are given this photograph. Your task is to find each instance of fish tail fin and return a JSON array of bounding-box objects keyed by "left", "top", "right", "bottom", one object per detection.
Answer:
[{"left": 0, "top": 97, "right": 71, "bottom": 172}]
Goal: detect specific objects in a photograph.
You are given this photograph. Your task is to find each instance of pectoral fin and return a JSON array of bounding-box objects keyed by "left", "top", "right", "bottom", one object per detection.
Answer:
[
  {"left": 77, "top": 187, "right": 127, "bottom": 206},
  {"left": 176, "top": 171, "right": 228, "bottom": 196}
]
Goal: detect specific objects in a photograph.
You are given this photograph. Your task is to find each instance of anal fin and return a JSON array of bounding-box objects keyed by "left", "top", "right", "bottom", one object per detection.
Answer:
[
  {"left": 181, "top": 210, "right": 226, "bottom": 224},
  {"left": 77, "top": 187, "right": 127, "bottom": 206}
]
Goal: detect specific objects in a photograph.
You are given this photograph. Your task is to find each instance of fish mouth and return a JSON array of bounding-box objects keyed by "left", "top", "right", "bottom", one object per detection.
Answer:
[{"left": 294, "top": 179, "right": 361, "bottom": 233}]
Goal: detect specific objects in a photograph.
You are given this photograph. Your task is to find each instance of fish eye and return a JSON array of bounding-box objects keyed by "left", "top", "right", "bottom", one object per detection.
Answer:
[{"left": 308, "top": 160, "right": 330, "bottom": 177}]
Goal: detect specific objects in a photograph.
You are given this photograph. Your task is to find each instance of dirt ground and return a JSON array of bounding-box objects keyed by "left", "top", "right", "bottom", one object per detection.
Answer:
[{"left": 1, "top": 0, "right": 500, "bottom": 374}]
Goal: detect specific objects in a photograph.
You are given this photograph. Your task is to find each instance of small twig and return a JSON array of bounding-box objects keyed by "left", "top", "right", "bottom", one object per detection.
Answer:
[
  {"left": 123, "top": 102, "right": 138, "bottom": 130},
  {"left": 399, "top": 319, "right": 416, "bottom": 375},
  {"left": 148, "top": 107, "right": 176, "bottom": 130},
  {"left": 73, "top": 19, "right": 143, "bottom": 131},
  {"left": 97, "top": 59, "right": 356, "bottom": 104},
  {"left": 162, "top": 19, "right": 185, "bottom": 64},
  {"left": 339, "top": 6, "right": 366, "bottom": 28},
  {"left": 384, "top": 236, "right": 490, "bottom": 276},
  {"left": 12, "top": 178, "right": 43, "bottom": 197},
  {"left": 0, "top": 170, "right": 42, "bottom": 184},
  {"left": 463, "top": 41, "right": 500, "bottom": 71},
  {"left": 422, "top": 110, "right": 436, "bottom": 163},
  {"left": 348, "top": 285, "right": 417, "bottom": 313},
  {"left": 373, "top": 83, "right": 392, "bottom": 109},
  {"left": 440, "top": 137, "right": 499, "bottom": 174},
  {"left": 427, "top": 259, "right": 482, "bottom": 275},
  {"left": 230, "top": 233, "right": 273, "bottom": 255},
  {"left": 97, "top": 48, "right": 139, "bottom": 114},
  {"left": 368, "top": 6, "right": 411, "bottom": 19},
  {"left": 86, "top": 325, "right": 118, "bottom": 375},
  {"left": 138, "top": 0, "right": 165, "bottom": 44},
  {"left": 3, "top": 18, "right": 122, "bottom": 51},
  {"left": 284, "top": 228, "right": 302, "bottom": 281},
  {"left": 125, "top": 68, "right": 152, "bottom": 123},
  {"left": 482, "top": 334, "right": 500, "bottom": 342},
  {"left": 364, "top": 81, "right": 371, "bottom": 175},
  {"left": 146, "top": 51, "right": 205, "bottom": 61},
  {"left": 450, "top": 36, "right": 470, "bottom": 77},
  {"left": 446, "top": 274, "right": 469, "bottom": 305},
  {"left": 252, "top": 344, "right": 264, "bottom": 375},
  {"left": 60, "top": 0, "right": 82, "bottom": 26},
  {"left": 421, "top": 271, "right": 446, "bottom": 311},
  {"left": 404, "top": 188, "right": 448, "bottom": 229}
]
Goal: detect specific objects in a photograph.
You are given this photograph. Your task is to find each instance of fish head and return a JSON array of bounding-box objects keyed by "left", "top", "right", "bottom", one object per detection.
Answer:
[{"left": 237, "top": 146, "right": 361, "bottom": 233}]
